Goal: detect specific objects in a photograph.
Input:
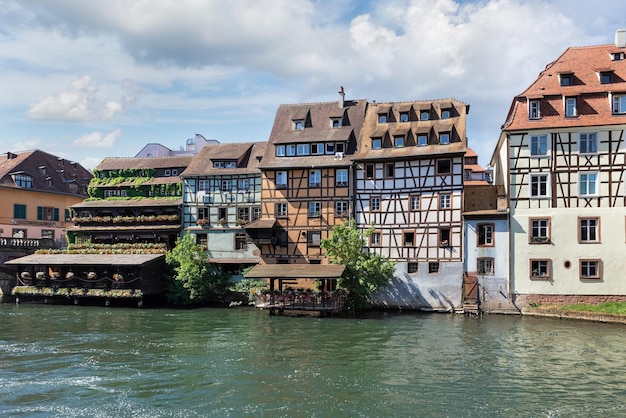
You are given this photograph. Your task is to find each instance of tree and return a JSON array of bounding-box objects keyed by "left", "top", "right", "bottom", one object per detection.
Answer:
[
  {"left": 321, "top": 220, "right": 395, "bottom": 310},
  {"left": 165, "top": 233, "right": 230, "bottom": 305}
]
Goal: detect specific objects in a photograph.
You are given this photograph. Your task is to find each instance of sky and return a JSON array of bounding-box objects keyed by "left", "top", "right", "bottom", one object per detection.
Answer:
[{"left": 1, "top": 0, "right": 626, "bottom": 170}]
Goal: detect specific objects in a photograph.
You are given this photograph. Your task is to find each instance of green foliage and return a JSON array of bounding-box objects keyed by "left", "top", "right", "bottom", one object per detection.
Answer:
[
  {"left": 165, "top": 233, "right": 231, "bottom": 306},
  {"left": 559, "top": 302, "right": 626, "bottom": 315},
  {"left": 230, "top": 276, "right": 269, "bottom": 305},
  {"left": 321, "top": 220, "right": 395, "bottom": 310}
]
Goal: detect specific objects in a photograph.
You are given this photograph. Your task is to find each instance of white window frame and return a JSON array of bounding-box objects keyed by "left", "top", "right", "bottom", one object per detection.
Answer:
[
  {"left": 477, "top": 258, "right": 494, "bottom": 275},
  {"left": 294, "top": 120, "right": 304, "bottom": 131},
  {"left": 579, "top": 217, "right": 599, "bottom": 243},
  {"left": 417, "top": 135, "right": 428, "bottom": 146},
  {"left": 308, "top": 201, "right": 321, "bottom": 217},
  {"left": 579, "top": 172, "right": 599, "bottom": 196},
  {"left": 394, "top": 136, "right": 405, "bottom": 148},
  {"left": 370, "top": 196, "right": 381, "bottom": 212},
  {"left": 439, "top": 132, "right": 450, "bottom": 145},
  {"left": 409, "top": 195, "right": 420, "bottom": 211},
  {"left": 372, "top": 138, "right": 382, "bottom": 150},
  {"left": 580, "top": 259, "right": 601, "bottom": 280},
  {"left": 275, "top": 145, "right": 286, "bottom": 157},
  {"left": 336, "top": 169, "right": 348, "bottom": 187},
  {"left": 439, "top": 194, "right": 451, "bottom": 209},
  {"left": 529, "top": 173, "right": 550, "bottom": 198},
  {"left": 309, "top": 169, "right": 321, "bottom": 187},
  {"left": 297, "top": 144, "right": 310, "bottom": 156},
  {"left": 335, "top": 201, "right": 348, "bottom": 217},
  {"left": 579, "top": 132, "right": 598, "bottom": 154},
  {"left": 530, "top": 134, "right": 549, "bottom": 156},
  {"left": 530, "top": 259, "right": 551, "bottom": 279},
  {"left": 286, "top": 144, "right": 296, "bottom": 156},
  {"left": 276, "top": 171, "right": 288, "bottom": 188},
  {"left": 613, "top": 95, "right": 626, "bottom": 114},
  {"left": 565, "top": 97, "right": 577, "bottom": 117},
  {"left": 529, "top": 99, "right": 541, "bottom": 119}
]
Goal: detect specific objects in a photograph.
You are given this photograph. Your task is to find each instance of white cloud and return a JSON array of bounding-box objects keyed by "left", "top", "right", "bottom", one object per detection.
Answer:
[
  {"left": 80, "top": 156, "right": 105, "bottom": 171},
  {"left": 73, "top": 129, "right": 122, "bottom": 149},
  {"left": 27, "top": 76, "right": 126, "bottom": 122}
]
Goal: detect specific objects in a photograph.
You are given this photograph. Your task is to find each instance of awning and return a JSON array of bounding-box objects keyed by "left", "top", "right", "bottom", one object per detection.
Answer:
[
  {"left": 245, "top": 264, "right": 346, "bottom": 279},
  {"left": 243, "top": 218, "right": 277, "bottom": 230},
  {"left": 5, "top": 253, "right": 165, "bottom": 266}
]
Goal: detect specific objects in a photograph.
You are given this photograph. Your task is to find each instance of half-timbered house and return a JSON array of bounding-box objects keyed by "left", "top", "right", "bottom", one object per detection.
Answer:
[
  {"left": 353, "top": 98, "right": 469, "bottom": 311},
  {"left": 246, "top": 88, "right": 366, "bottom": 285},
  {"left": 181, "top": 142, "right": 265, "bottom": 278},
  {"left": 491, "top": 30, "right": 626, "bottom": 306}
]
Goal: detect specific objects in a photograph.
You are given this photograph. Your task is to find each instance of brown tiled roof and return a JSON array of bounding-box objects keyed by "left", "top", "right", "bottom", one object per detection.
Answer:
[
  {"left": 0, "top": 149, "right": 92, "bottom": 196},
  {"left": 95, "top": 156, "right": 193, "bottom": 171},
  {"left": 503, "top": 43, "right": 626, "bottom": 131},
  {"left": 5, "top": 253, "right": 164, "bottom": 266},
  {"left": 181, "top": 142, "right": 266, "bottom": 176},
  {"left": 259, "top": 98, "right": 367, "bottom": 169},
  {"left": 353, "top": 98, "right": 469, "bottom": 161}
]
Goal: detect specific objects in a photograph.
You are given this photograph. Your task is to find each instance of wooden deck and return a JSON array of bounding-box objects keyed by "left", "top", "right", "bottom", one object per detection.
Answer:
[{"left": 255, "top": 292, "right": 345, "bottom": 316}]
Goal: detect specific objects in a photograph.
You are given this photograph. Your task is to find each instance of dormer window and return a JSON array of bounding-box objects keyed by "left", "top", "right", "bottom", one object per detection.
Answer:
[
  {"left": 276, "top": 144, "right": 286, "bottom": 157},
  {"left": 441, "top": 109, "right": 451, "bottom": 119},
  {"left": 611, "top": 52, "right": 625, "bottom": 61},
  {"left": 560, "top": 73, "right": 573, "bottom": 86},
  {"left": 164, "top": 169, "right": 171, "bottom": 176},
  {"left": 311, "top": 143, "right": 324, "bottom": 155},
  {"left": 529, "top": 99, "right": 541, "bottom": 119},
  {"left": 378, "top": 113, "right": 387, "bottom": 123},
  {"left": 420, "top": 110, "right": 430, "bottom": 121},
  {"left": 565, "top": 97, "right": 577, "bottom": 117},
  {"left": 294, "top": 120, "right": 304, "bottom": 131},
  {"left": 39, "top": 165, "right": 47, "bottom": 176},
  {"left": 600, "top": 71, "right": 614, "bottom": 84},
  {"left": 14, "top": 174, "right": 33, "bottom": 188},
  {"left": 331, "top": 118, "right": 341, "bottom": 128},
  {"left": 325, "top": 143, "right": 335, "bottom": 154},
  {"left": 399, "top": 112, "right": 409, "bottom": 122},
  {"left": 439, "top": 132, "right": 450, "bottom": 145},
  {"left": 417, "top": 134, "right": 428, "bottom": 146},
  {"left": 394, "top": 136, "right": 405, "bottom": 148},
  {"left": 286, "top": 144, "right": 296, "bottom": 156},
  {"left": 372, "top": 138, "right": 382, "bottom": 150},
  {"left": 335, "top": 142, "right": 345, "bottom": 153},
  {"left": 297, "top": 144, "right": 310, "bottom": 155}
]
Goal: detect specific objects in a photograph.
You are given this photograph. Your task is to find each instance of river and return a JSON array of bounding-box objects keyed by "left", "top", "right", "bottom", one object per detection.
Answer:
[{"left": 1, "top": 304, "right": 625, "bottom": 417}]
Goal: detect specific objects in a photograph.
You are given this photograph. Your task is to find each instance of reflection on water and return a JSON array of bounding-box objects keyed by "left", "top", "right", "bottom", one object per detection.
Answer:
[{"left": 1, "top": 304, "right": 625, "bottom": 417}]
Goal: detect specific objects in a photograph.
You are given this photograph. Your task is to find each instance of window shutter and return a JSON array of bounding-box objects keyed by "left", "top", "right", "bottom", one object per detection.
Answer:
[
  {"left": 53, "top": 208, "right": 60, "bottom": 221},
  {"left": 37, "top": 206, "right": 43, "bottom": 220}
]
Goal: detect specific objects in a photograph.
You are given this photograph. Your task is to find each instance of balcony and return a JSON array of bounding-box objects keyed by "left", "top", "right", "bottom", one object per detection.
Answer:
[{"left": 0, "top": 237, "right": 55, "bottom": 250}]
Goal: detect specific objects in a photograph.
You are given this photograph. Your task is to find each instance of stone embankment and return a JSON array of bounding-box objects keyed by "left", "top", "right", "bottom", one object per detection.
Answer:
[{"left": 522, "top": 306, "right": 626, "bottom": 325}]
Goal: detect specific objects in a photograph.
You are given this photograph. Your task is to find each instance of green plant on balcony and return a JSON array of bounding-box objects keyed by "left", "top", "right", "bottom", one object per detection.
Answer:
[{"left": 197, "top": 218, "right": 210, "bottom": 226}]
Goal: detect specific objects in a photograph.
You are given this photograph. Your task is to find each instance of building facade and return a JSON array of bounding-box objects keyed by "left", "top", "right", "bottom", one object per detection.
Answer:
[{"left": 491, "top": 30, "right": 626, "bottom": 306}]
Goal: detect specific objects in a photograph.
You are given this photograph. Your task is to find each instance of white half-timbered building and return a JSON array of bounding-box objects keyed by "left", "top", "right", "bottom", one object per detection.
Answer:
[
  {"left": 491, "top": 30, "right": 626, "bottom": 307},
  {"left": 181, "top": 142, "right": 265, "bottom": 278},
  {"left": 353, "top": 98, "right": 469, "bottom": 311}
]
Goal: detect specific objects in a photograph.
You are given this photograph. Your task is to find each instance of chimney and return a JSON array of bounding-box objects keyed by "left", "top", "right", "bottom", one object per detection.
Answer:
[
  {"left": 6, "top": 152, "right": 16, "bottom": 160},
  {"left": 338, "top": 86, "right": 345, "bottom": 108},
  {"left": 616, "top": 29, "right": 626, "bottom": 48}
]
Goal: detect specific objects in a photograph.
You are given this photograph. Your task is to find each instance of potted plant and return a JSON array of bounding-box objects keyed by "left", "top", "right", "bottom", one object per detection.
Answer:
[
  {"left": 20, "top": 271, "right": 31, "bottom": 280},
  {"left": 36, "top": 272, "right": 46, "bottom": 280},
  {"left": 87, "top": 272, "right": 97, "bottom": 280},
  {"left": 66, "top": 271, "right": 75, "bottom": 279}
]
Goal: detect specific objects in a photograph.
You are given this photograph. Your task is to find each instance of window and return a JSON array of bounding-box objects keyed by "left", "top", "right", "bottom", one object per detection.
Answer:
[
  {"left": 276, "top": 171, "right": 287, "bottom": 188},
  {"left": 370, "top": 231, "right": 381, "bottom": 247},
  {"left": 579, "top": 132, "right": 598, "bottom": 154},
  {"left": 286, "top": 144, "right": 296, "bottom": 156},
  {"left": 198, "top": 207, "right": 209, "bottom": 220},
  {"left": 477, "top": 223, "right": 494, "bottom": 246},
  {"left": 394, "top": 136, "right": 405, "bottom": 148},
  {"left": 365, "top": 164, "right": 375, "bottom": 179},
  {"left": 378, "top": 113, "right": 387, "bottom": 123},
  {"left": 238, "top": 179, "right": 250, "bottom": 191},
  {"left": 13, "top": 204, "right": 26, "bottom": 219},
  {"left": 14, "top": 174, "right": 32, "bottom": 188},
  {"left": 198, "top": 180, "right": 210, "bottom": 192},
  {"left": 579, "top": 172, "right": 598, "bottom": 196},
  {"left": 560, "top": 73, "right": 573, "bottom": 86},
  {"left": 172, "top": 169, "right": 178, "bottom": 176},
  {"left": 437, "top": 159, "right": 451, "bottom": 174},
  {"left": 218, "top": 208, "right": 227, "bottom": 221},
  {"left": 612, "top": 52, "right": 625, "bottom": 61},
  {"left": 579, "top": 217, "right": 599, "bottom": 242},
  {"left": 477, "top": 258, "right": 494, "bottom": 275},
  {"left": 417, "top": 135, "right": 428, "bottom": 146},
  {"left": 68, "top": 182, "right": 78, "bottom": 193},
  {"left": 372, "top": 138, "right": 382, "bottom": 150},
  {"left": 530, "top": 173, "right": 549, "bottom": 198},
  {"left": 41, "top": 229, "right": 55, "bottom": 240},
  {"left": 196, "top": 233, "right": 208, "bottom": 247},
  {"left": 408, "top": 262, "right": 419, "bottom": 273},
  {"left": 529, "top": 100, "right": 541, "bottom": 119},
  {"left": 308, "top": 201, "right": 321, "bottom": 217},
  {"left": 530, "top": 259, "right": 550, "bottom": 279},
  {"left": 439, "top": 228, "right": 450, "bottom": 247},
  {"left": 237, "top": 207, "right": 249, "bottom": 222},
  {"left": 580, "top": 260, "right": 601, "bottom": 280},
  {"left": 276, "top": 145, "right": 286, "bottom": 156},
  {"left": 275, "top": 203, "right": 288, "bottom": 217},
  {"left": 12, "top": 228, "right": 26, "bottom": 238},
  {"left": 385, "top": 163, "right": 395, "bottom": 178},
  {"left": 252, "top": 207, "right": 262, "bottom": 221},
  {"left": 221, "top": 179, "right": 234, "bottom": 192},
  {"left": 565, "top": 97, "right": 577, "bottom": 117},
  {"left": 409, "top": 195, "right": 420, "bottom": 211},
  {"left": 428, "top": 262, "right": 439, "bottom": 273},
  {"left": 400, "top": 112, "right": 409, "bottom": 122},
  {"left": 335, "top": 201, "right": 348, "bottom": 217},
  {"left": 331, "top": 118, "right": 341, "bottom": 128},
  {"left": 311, "top": 143, "right": 324, "bottom": 155},
  {"left": 235, "top": 233, "right": 248, "bottom": 250},
  {"left": 294, "top": 120, "right": 304, "bottom": 130},
  {"left": 530, "top": 134, "right": 548, "bottom": 156},
  {"left": 439, "top": 132, "right": 450, "bottom": 145},
  {"left": 530, "top": 218, "right": 550, "bottom": 243},
  {"left": 325, "top": 143, "right": 335, "bottom": 154},
  {"left": 441, "top": 109, "right": 451, "bottom": 119},
  {"left": 309, "top": 169, "right": 321, "bottom": 187},
  {"left": 335, "top": 143, "right": 346, "bottom": 154},
  {"left": 613, "top": 95, "right": 626, "bottom": 114},
  {"left": 297, "top": 144, "right": 310, "bottom": 155},
  {"left": 403, "top": 231, "right": 415, "bottom": 247},
  {"left": 439, "top": 194, "right": 451, "bottom": 209},
  {"left": 600, "top": 71, "right": 613, "bottom": 84},
  {"left": 420, "top": 111, "right": 430, "bottom": 121},
  {"left": 37, "top": 206, "right": 59, "bottom": 221},
  {"left": 164, "top": 169, "right": 171, "bottom": 176},
  {"left": 336, "top": 169, "right": 348, "bottom": 187},
  {"left": 370, "top": 196, "right": 381, "bottom": 212},
  {"left": 308, "top": 231, "right": 321, "bottom": 247}
]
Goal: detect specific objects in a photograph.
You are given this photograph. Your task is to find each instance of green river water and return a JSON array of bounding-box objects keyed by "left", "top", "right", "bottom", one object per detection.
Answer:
[{"left": 1, "top": 303, "right": 625, "bottom": 417}]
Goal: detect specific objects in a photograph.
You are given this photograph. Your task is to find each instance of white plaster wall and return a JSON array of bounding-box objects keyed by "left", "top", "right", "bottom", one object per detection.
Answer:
[
  {"left": 464, "top": 219, "right": 509, "bottom": 280},
  {"left": 369, "top": 261, "right": 463, "bottom": 311},
  {"left": 206, "top": 229, "right": 260, "bottom": 261},
  {"left": 512, "top": 207, "right": 626, "bottom": 295}
]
